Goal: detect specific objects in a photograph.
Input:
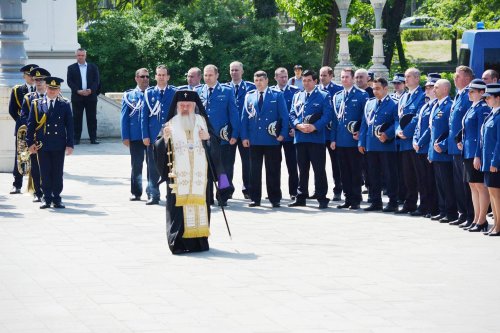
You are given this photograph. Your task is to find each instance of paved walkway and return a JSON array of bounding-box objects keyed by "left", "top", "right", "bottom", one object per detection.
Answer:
[{"left": 1, "top": 140, "right": 499, "bottom": 333}]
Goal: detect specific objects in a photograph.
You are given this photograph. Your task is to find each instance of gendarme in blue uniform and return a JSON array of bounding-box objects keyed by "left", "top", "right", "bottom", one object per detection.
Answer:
[
  {"left": 358, "top": 96, "right": 398, "bottom": 152},
  {"left": 320, "top": 82, "right": 343, "bottom": 142},
  {"left": 448, "top": 87, "right": 472, "bottom": 155},
  {"left": 426, "top": 97, "right": 453, "bottom": 162},
  {"left": 121, "top": 86, "right": 146, "bottom": 142},
  {"left": 414, "top": 98, "right": 438, "bottom": 154},
  {"left": 270, "top": 84, "right": 299, "bottom": 141},
  {"left": 396, "top": 86, "right": 426, "bottom": 151},
  {"left": 481, "top": 108, "right": 500, "bottom": 172},
  {"left": 462, "top": 100, "right": 490, "bottom": 159},
  {"left": 141, "top": 85, "right": 176, "bottom": 141},
  {"left": 331, "top": 86, "right": 369, "bottom": 146}
]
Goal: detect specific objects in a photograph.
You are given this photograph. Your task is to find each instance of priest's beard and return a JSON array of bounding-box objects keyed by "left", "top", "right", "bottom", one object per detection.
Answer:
[{"left": 180, "top": 113, "right": 196, "bottom": 132}]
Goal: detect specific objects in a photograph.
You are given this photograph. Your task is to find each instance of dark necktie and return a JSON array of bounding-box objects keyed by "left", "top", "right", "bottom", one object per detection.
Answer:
[
  {"left": 258, "top": 91, "right": 264, "bottom": 110},
  {"left": 39, "top": 93, "right": 44, "bottom": 98},
  {"left": 377, "top": 100, "right": 382, "bottom": 108},
  {"left": 306, "top": 92, "right": 310, "bottom": 101},
  {"left": 160, "top": 89, "right": 164, "bottom": 99},
  {"left": 49, "top": 100, "right": 54, "bottom": 114},
  {"left": 344, "top": 90, "right": 348, "bottom": 100},
  {"left": 234, "top": 84, "right": 239, "bottom": 97},
  {"left": 31, "top": 86, "right": 35, "bottom": 93},
  {"left": 208, "top": 87, "right": 213, "bottom": 98}
]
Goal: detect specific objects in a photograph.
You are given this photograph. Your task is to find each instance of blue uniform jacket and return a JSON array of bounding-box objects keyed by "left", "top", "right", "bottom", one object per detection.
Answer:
[
  {"left": 462, "top": 101, "right": 490, "bottom": 159},
  {"left": 320, "top": 82, "right": 343, "bottom": 143},
  {"left": 331, "top": 86, "right": 369, "bottom": 147},
  {"left": 197, "top": 82, "right": 239, "bottom": 144},
  {"left": 9, "top": 83, "right": 30, "bottom": 135},
  {"left": 240, "top": 87, "right": 288, "bottom": 146},
  {"left": 426, "top": 97, "right": 452, "bottom": 162},
  {"left": 481, "top": 109, "right": 500, "bottom": 172},
  {"left": 224, "top": 81, "right": 256, "bottom": 118},
  {"left": 414, "top": 99, "right": 438, "bottom": 155},
  {"left": 26, "top": 96, "right": 74, "bottom": 151},
  {"left": 20, "top": 91, "right": 45, "bottom": 125},
  {"left": 358, "top": 95, "right": 398, "bottom": 152},
  {"left": 290, "top": 87, "right": 334, "bottom": 144},
  {"left": 448, "top": 88, "right": 472, "bottom": 155},
  {"left": 396, "top": 86, "right": 426, "bottom": 151},
  {"left": 270, "top": 84, "right": 299, "bottom": 142},
  {"left": 141, "top": 85, "right": 176, "bottom": 141},
  {"left": 121, "top": 87, "right": 146, "bottom": 142}
]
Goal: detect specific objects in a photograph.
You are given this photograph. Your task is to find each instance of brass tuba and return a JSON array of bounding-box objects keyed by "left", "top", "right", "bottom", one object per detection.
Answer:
[{"left": 16, "top": 125, "right": 31, "bottom": 176}]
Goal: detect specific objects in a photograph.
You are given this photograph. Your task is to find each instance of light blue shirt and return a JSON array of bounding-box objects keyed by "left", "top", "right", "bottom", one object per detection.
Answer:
[{"left": 79, "top": 62, "right": 87, "bottom": 90}]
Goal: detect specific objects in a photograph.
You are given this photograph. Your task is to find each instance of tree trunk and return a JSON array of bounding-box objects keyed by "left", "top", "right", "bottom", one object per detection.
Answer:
[
  {"left": 451, "top": 30, "right": 458, "bottom": 64},
  {"left": 382, "top": 0, "right": 407, "bottom": 69},
  {"left": 322, "top": 3, "right": 338, "bottom": 66},
  {"left": 396, "top": 33, "right": 407, "bottom": 69}
]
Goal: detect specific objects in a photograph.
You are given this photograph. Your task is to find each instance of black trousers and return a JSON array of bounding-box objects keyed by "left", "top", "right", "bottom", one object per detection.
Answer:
[
  {"left": 453, "top": 155, "right": 474, "bottom": 222},
  {"left": 326, "top": 141, "right": 343, "bottom": 195},
  {"left": 296, "top": 143, "right": 328, "bottom": 202},
  {"left": 223, "top": 143, "right": 237, "bottom": 195},
  {"left": 366, "top": 151, "right": 398, "bottom": 205},
  {"left": 72, "top": 97, "right": 98, "bottom": 141},
  {"left": 400, "top": 150, "right": 418, "bottom": 210},
  {"left": 337, "top": 146, "right": 362, "bottom": 205},
  {"left": 249, "top": 145, "right": 282, "bottom": 203},
  {"left": 145, "top": 145, "right": 160, "bottom": 200},
  {"left": 397, "top": 149, "right": 407, "bottom": 202},
  {"left": 237, "top": 139, "right": 251, "bottom": 195},
  {"left": 12, "top": 141, "right": 23, "bottom": 189},
  {"left": 129, "top": 140, "right": 147, "bottom": 197},
  {"left": 30, "top": 153, "right": 42, "bottom": 198},
  {"left": 282, "top": 141, "right": 298, "bottom": 197},
  {"left": 38, "top": 149, "right": 65, "bottom": 204},
  {"left": 415, "top": 153, "right": 438, "bottom": 215},
  {"left": 433, "top": 161, "right": 458, "bottom": 219}
]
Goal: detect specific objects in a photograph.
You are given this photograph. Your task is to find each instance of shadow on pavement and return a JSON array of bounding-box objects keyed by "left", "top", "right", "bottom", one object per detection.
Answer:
[
  {"left": 0, "top": 210, "right": 24, "bottom": 218},
  {"left": 51, "top": 207, "right": 108, "bottom": 216},
  {"left": 64, "top": 173, "right": 127, "bottom": 186},
  {"left": 190, "top": 248, "right": 259, "bottom": 260}
]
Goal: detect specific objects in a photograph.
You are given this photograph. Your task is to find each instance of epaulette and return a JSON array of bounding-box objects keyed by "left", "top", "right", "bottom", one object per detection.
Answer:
[
  {"left": 270, "top": 86, "right": 281, "bottom": 92},
  {"left": 289, "top": 85, "right": 299, "bottom": 90},
  {"left": 368, "top": 97, "right": 376, "bottom": 101},
  {"left": 481, "top": 102, "right": 488, "bottom": 107},
  {"left": 333, "top": 90, "right": 343, "bottom": 98},
  {"left": 247, "top": 89, "right": 256, "bottom": 94},
  {"left": 194, "top": 84, "right": 202, "bottom": 89},
  {"left": 354, "top": 87, "right": 366, "bottom": 93},
  {"left": 57, "top": 95, "right": 70, "bottom": 103}
]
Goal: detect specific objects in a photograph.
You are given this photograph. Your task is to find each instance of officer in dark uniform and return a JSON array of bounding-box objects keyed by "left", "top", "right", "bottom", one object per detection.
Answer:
[
  {"left": 121, "top": 68, "right": 150, "bottom": 201},
  {"left": 197, "top": 64, "right": 239, "bottom": 206},
  {"left": 141, "top": 65, "right": 177, "bottom": 205},
  {"left": 241, "top": 70, "right": 288, "bottom": 207},
  {"left": 8, "top": 64, "right": 38, "bottom": 194},
  {"left": 319, "top": 66, "right": 343, "bottom": 201},
  {"left": 395, "top": 68, "right": 426, "bottom": 214},
  {"left": 448, "top": 66, "right": 474, "bottom": 224},
  {"left": 271, "top": 67, "right": 299, "bottom": 200},
  {"left": 412, "top": 73, "right": 441, "bottom": 218},
  {"left": 332, "top": 68, "right": 369, "bottom": 210},
  {"left": 289, "top": 70, "right": 333, "bottom": 209},
  {"left": 20, "top": 67, "right": 51, "bottom": 202},
  {"left": 224, "top": 61, "right": 256, "bottom": 199},
  {"left": 358, "top": 77, "right": 399, "bottom": 212},
  {"left": 26, "top": 77, "right": 74, "bottom": 209},
  {"left": 420, "top": 79, "right": 458, "bottom": 222}
]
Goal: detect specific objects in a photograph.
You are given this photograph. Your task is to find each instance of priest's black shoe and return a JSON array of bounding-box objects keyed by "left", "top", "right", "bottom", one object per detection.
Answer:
[
  {"left": 458, "top": 221, "right": 473, "bottom": 228},
  {"left": 9, "top": 187, "right": 21, "bottom": 194},
  {"left": 146, "top": 198, "right": 159, "bottom": 205},
  {"left": 469, "top": 222, "right": 488, "bottom": 232},
  {"left": 431, "top": 214, "right": 445, "bottom": 221},
  {"left": 332, "top": 193, "right": 342, "bottom": 201},
  {"left": 288, "top": 200, "right": 306, "bottom": 207},
  {"left": 308, "top": 193, "right": 318, "bottom": 200},
  {"left": 318, "top": 201, "right": 329, "bottom": 209},
  {"left": 218, "top": 201, "right": 228, "bottom": 207},
  {"left": 383, "top": 204, "right": 398, "bottom": 212},
  {"left": 33, "top": 195, "right": 42, "bottom": 203},
  {"left": 349, "top": 204, "right": 360, "bottom": 210},
  {"left": 364, "top": 204, "right": 382, "bottom": 211},
  {"left": 271, "top": 202, "right": 280, "bottom": 208},
  {"left": 90, "top": 140, "right": 100, "bottom": 144},
  {"left": 53, "top": 202, "right": 65, "bottom": 209},
  {"left": 410, "top": 209, "right": 426, "bottom": 217},
  {"left": 248, "top": 201, "right": 260, "bottom": 207},
  {"left": 439, "top": 216, "right": 454, "bottom": 223},
  {"left": 129, "top": 195, "right": 141, "bottom": 201},
  {"left": 40, "top": 202, "right": 51, "bottom": 209},
  {"left": 337, "top": 203, "right": 350, "bottom": 209}
]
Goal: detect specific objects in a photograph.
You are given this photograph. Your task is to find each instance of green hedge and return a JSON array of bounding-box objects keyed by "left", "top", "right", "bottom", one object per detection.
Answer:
[{"left": 401, "top": 28, "right": 460, "bottom": 42}]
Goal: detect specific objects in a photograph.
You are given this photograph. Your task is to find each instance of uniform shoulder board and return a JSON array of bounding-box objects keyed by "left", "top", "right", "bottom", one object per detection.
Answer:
[
  {"left": 333, "top": 90, "right": 343, "bottom": 97},
  {"left": 270, "top": 85, "right": 279, "bottom": 91},
  {"left": 247, "top": 89, "right": 256, "bottom": 94},
  {"left": 355, "top": 87, "right": 366, "bottom": 93},
  {"left": 481, "top": 102, "right": 488, "bottom": 107},
  {"left": 368, "top": 97, "right": 376, "bottom": 101},
  {"left": 57, "top": 95, "right": 70, "bottom": 103},
  {"left": 176, "top": 85, "right": 188, "bottom": 90},
  {"left": 221, "top": 82, "right": 231, "bottom": 87},
  {"left": 13, "top": 84, "right": 22, "bottom": 90},
  {"left": 289, "top": 84, "right": 299, "bottom": 89},
  {"left": 124, "top": 88, "right": 134, "bottom": 94},
  {"left": 194, "top": 84, "right": 202, "bottom": 89}
]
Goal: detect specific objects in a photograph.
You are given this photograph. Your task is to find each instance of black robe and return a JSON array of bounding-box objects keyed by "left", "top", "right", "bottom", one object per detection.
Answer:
[{"left": 154, "top": 131, "right": 231, "bottom": 254}]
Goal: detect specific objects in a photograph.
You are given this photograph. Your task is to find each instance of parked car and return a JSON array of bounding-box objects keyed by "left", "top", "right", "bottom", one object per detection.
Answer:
[
  {"left": 459, "top": 23, "right": 500, "bottom": 78},
  {"left": 400, "top": 16, "right": 451, "bottom": 30}
]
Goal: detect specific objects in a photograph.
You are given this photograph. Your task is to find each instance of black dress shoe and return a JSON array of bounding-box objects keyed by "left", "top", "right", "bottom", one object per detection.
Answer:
[
  {"left": 243, "top": 192, "right": 250, "bottom": 199},
  {"left": 248, "top": 201, "right": 260, "bottom": 207},
  {"left": 469, "top": 222, "right": 488, "bottom": 232},
  {"left": 337, "top": 203, "right": 350, "bottom": 209},
  {"left": 349, "top": 204, "right": 360, "bottom": 210},
  {"left": 53, "top": 202, "right": 65, "bottom": 209},
  {"left": 332, "top": 193, "right": 342, "bottom": 201},
  {"left": 90, "top": 140, "right": 100, "bottom": 144},
  {"left": 425, "top": 213, "right": 432, "bottom": 218},
  {"left": 463, "top": 223, "right": 476, "bottom": 231},
  {"left": 288, "top": 200, "right": 306, "bottom": 207},
  {"left": 318, "top": 201, "right": 329, "bottom": 209},
  {"left": 459, "top": 221, "right": 473, "bottom": 229},
  {"left": 290, "top": 195, "right": 297, "bottom": 201},
  {"left": 431, "top": 214, "right": 446, "bottom": 221},
  {"left": 146, "top": 198, "right": 159, "bottom": 205},
  {"left": 449, "top": 219, "right": 463, "bottom": 226},
  {"left": 396, "top": 207, "right": 413, "bottom": 214},
  {"left": 489, "top": 231, "right": 500, "bottom": 236},
  {"left": 410, "top": 210, "right": 426, "bottom": 217},
  {"left": 33, "top": 195, "right": 42, "bottom": 203},
  {"left": 308, "top": 193, "right": 318, "bottom": 200},
  {"left": 364, "top": 204, "right": 382, "bottom": 211},
  {"left": 129, "top": 195, "right": 141, "bottom": 201},
  {"left": 9, "top": 187, "right": 21, "bottom": 194},
  {"left": 439, "top": 217, "right": 454, "bottom": 223},
  {"left": 367, "top": 197, "right": 373, "bottom": 203},
  {"left": 271, "top": 202, "right": 280, "bottom": 208},
  {"left": 383, "top": 204, "right": 398, "bottom": 212},
  {"left": 40, "top": 202, "right": 51, "bottom": 209}
]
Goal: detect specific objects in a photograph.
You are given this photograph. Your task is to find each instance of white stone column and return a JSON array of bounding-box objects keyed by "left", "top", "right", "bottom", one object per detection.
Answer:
[
  {"left": 334, "top": 0, "right": 353, "bottom": 82},
  {"left": 0, "top": 0, "right": 28, "bottom": 173},
  {"left": 369, "top": 28, "right": 389, "bottom": 79}
]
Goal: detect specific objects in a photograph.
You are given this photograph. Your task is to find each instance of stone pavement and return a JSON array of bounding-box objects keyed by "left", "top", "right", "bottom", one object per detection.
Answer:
[{"left": 1, "top": 140, "right": 499, "bottom": 333}]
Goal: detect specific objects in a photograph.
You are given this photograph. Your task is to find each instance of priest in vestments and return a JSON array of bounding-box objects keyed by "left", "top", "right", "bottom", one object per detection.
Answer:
[{"left": 154, "top": 90, "right": 232, "bottom": 254}]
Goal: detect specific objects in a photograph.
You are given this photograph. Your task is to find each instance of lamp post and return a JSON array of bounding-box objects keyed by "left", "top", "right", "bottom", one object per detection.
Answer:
[
  {"left": 334, "top": 0, "right": 353, "bottom": 82},
  {"left": 0, "top": 0, "right": 28, "bottom": 172},
  {"left": 368, "top": 0, "right": 389, "bottom": 79}
]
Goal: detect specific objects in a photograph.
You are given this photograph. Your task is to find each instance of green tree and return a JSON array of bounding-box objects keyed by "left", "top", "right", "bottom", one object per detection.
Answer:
[{"left": 253, "top": 0, "right": 278, "bottom": 18}]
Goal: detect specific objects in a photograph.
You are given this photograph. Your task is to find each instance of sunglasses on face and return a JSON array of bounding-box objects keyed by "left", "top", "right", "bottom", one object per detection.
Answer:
[{"left": 138, "top": 75, "right": 149, "bottom": 79}]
